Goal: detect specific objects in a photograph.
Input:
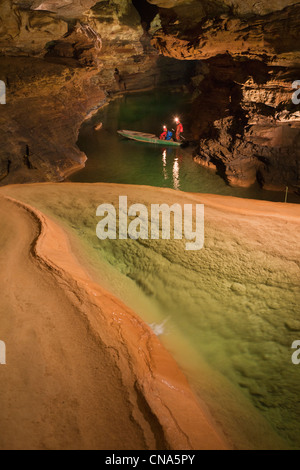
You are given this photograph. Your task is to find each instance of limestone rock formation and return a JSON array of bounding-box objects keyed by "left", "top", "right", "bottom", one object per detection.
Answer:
[
  {"left": 0, "top": 0, "right": 162, "bottom": 184},
  {"left": 0, "top": 0, "right": 299, "bottom": 190},
  {"left": 0, "top": 56, "right": 105, "bottom": 184},
  {"left": 0, "top": 0, "right": 68, "bottom": 56},
  {"left": 148, "top": 0, "right": 297, "bottom": 16},
  {"left": 45, "top": 22, "right": 103, "bottom": 67}
]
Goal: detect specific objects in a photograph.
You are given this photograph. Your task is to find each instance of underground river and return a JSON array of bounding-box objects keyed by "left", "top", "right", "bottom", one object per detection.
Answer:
[{"left": 72, "top": 91, "right": 299, "bottom": 203}]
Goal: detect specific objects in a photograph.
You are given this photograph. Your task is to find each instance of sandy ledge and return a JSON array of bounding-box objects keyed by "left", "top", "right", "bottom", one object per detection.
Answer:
[{"left": 0, "top": 190, "right": 228, "bottom": 451}]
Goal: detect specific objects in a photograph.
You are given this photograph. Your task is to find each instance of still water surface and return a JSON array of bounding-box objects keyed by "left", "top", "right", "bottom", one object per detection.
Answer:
[{"left": 72, "top": 91, "right": 298, "bottom": 203}]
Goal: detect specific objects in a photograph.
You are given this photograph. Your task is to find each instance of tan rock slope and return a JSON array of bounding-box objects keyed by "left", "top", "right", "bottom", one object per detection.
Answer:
[
  {"left": 1, "top": 182, "right": 299, "bottom": 450},
  {"left": 0, "top": 192, "right": 228, "bottom": 450}
]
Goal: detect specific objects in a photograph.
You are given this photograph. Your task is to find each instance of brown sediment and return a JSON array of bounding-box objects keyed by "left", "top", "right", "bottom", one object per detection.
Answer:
[
  {"left": 0, "top": 193, "right": 228, "bottom": 450},
  {"left": 57, "top": 155, "right": 88, "bottom": 181},
  {"left": 193, "top": 156, "right": 217, "bottom": 171}
]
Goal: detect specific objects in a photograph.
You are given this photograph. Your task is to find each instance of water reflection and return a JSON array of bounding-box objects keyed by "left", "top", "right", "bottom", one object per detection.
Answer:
[
  {"left": 162, "top": 149, "right": 168, "bottom": 180},
  {"left": 162, "top": 149, "right": 182, "bottom": 190},
  {"left": 173, "top": 157, "right": 180, "bottom": 190}
]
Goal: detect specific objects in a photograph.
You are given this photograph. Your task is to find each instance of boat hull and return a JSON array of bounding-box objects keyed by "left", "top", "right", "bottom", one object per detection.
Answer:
[{"left": 117, "top": 130, "right": 182, "bottom": 147}]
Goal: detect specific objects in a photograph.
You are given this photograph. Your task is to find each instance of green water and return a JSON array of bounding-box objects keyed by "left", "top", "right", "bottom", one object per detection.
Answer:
[{"left": 72, "top": 91, "right": 299, "bottom": 204}]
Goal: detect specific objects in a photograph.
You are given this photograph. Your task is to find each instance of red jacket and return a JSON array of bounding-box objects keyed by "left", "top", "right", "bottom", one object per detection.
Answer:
[{"left": 176, "top": 122, "right": 183, "bottom": 134}]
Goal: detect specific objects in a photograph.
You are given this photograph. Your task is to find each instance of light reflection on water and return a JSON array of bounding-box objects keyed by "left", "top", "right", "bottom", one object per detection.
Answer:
[
  {"left": 173, "top": 157, "right": 180, "bottom": 190},
  {"left": 162, "top": 149, "right": 168, "bottom": 181},
  {"left": 161, "top": 148, "right": 182, "bottom": 190}
]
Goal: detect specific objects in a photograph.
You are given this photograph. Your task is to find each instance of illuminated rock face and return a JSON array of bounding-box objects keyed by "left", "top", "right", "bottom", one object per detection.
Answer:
[
  {"left": 0, "top": 0, "right": 143, "bottom": 57},
  {"left": 151, "top": 2, "right": 300, "bottom": 67},
  {"left": 0, "top": 1, "right": 68, "bottom": 56},
  {"left": 0, "top": 0, "right": 299, "bottom": 189},
  {"left": 0, "top": 0, "right": 157, "bottom": 184},
  {"left": 148, "top": 0, "right": 297, "bottom": 15}
]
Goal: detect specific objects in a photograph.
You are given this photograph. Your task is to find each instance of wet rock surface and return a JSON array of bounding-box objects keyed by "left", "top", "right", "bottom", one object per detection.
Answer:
[
  {"left": 0, "top": 0, "right": 189, "bottom": 184},
  {"left": 185, "top": 56, "right": 300, "bottom": 190},
  {"left": 0, "top": 56, "right": 106, "bottom": 184}
]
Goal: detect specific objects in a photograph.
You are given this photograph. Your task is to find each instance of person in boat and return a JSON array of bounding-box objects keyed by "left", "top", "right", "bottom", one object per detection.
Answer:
[
  {"left": 165, "top": 129, "right": 173, "bottom": 141},
  {"left": 174, "top": 117, "right": 183, "bottom": 141},
  {"left": 159, "top": 125, "right": 167, "bottom": 140}
]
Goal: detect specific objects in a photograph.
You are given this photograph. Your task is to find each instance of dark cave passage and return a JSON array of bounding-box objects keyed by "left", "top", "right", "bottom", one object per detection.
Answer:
[{"left": 132, "top": 0, "right": 159, "bottom": 31}]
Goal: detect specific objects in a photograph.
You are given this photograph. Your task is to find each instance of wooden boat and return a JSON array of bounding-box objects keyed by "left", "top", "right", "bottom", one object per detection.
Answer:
[{"left": 117, "top": 130, "right": 182, "bottom": 147}]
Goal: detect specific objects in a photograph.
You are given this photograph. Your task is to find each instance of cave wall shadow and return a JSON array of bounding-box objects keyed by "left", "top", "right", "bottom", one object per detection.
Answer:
[{"left": 132, "top": 0, "right": 159, "bottom": 31}]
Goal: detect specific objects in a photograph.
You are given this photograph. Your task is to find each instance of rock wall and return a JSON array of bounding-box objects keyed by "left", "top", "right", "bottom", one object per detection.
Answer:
[
  {"left": 0, "top": 56, "right": 106, "bottom": 184},
  {"left": 0, "top": 0, "right": 299, "bottom": 190},
  {"left": 0, "top": 0, "right": 190, "bottom": 184}
]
